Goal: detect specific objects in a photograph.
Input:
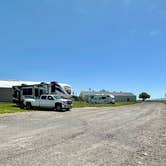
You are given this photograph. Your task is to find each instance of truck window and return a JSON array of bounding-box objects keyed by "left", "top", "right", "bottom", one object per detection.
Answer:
[
  {"left": 23, "top": 88, "right": 32, "bottom": 95},
  {"left": 48, "top": 96, "right": 54, "bottom": 100},
  {"left": 41, "top": 96, "right": 47, "bottom": 100}
]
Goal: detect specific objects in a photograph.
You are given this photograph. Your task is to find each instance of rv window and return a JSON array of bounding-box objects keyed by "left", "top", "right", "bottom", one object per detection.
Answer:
[
  {"left": 40, "top": 90, "right": 43, "bottom": 95},
  {"left": 102, "top": 97, "right": 106, "bottom": 100},
  {"left": 23, "top": 88, "right": 32, "bottom": 95},
  {"left": 51, "top": 84, "right": 55, "bottom": 92},
  {"left": 64, "top": 86, "right": 72, "bottom": 95},
  {"left": 41, "top": 96, "right": 47, "bottom": 100},
  {"left": 35, "top": 89, "right": 39, "bottom": 97}
]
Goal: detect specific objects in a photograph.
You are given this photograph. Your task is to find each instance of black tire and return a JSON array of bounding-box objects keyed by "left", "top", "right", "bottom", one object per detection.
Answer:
[
  {"left": 20, "top": 103, "right": 25, "bottom": 109},
  {"left": 66, "top": 108, "right": 71, "bottom": 111},
  {"left": 55, "top": 104, "right": 62, "bottom": 111},
  {"left": 26, "top": 102, "right": 32, "bottom": 110}
]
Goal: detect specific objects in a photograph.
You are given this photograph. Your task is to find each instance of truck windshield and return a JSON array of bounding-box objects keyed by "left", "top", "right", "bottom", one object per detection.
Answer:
[
  {"left": 54, "top": 96, "right": 67, "bottom": 99},
  {"left": 54, "top": 96, "right": 61, "bottom": 99}
]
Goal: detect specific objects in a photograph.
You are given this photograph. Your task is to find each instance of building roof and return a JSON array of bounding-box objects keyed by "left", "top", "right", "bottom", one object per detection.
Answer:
[
  {"left": 80, "top": 91, "right": 115, "bottom": 98},
  {"left": 80, "top": 91, "right": 136, "bottom": 97},
  {"left": 0, "top": 80, "right": 40, "bottom": 88},
  {"left": 0, "top": 80, "right": 72, "bottom": 88},
  {"left": 111, "top": 92, "right": 136, "bottom": 97}
]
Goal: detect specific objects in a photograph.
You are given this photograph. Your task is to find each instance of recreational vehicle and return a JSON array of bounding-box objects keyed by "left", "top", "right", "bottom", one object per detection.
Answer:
[
  {"left": 13, "top": 82, "right": 72, "bottom": 107},
  {"left": 88, "top": 94, "right": 115, "bottom": 104}
]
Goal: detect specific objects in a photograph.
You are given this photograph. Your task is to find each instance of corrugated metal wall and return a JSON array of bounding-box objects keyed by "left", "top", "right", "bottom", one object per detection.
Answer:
[
  {"left": 114, "top": 96, "right": 136, "bottom": 102},
  {"left": 0, "top": 88, "right": 13, "bottom": 102}
]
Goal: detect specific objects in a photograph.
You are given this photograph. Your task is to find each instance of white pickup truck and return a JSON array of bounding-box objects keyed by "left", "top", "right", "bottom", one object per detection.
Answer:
[{"left": 23, "top": 95, "right": 72, "bottom": 111}]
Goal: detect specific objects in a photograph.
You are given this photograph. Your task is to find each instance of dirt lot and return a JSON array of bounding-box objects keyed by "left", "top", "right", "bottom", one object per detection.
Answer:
[{"left": 0, "top": 102, "right": 165, "bottom": 166}]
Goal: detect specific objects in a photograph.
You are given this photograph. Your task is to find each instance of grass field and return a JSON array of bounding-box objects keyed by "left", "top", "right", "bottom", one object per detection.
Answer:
[
  {"left": 0, "top": 103, "right": 32, "bottom": 114},
  {"left": 158, "top": 101, "right": 166, "bottom": 104},
  {"left": 0, "top": 101, "right": 139, "bottom": 114}
]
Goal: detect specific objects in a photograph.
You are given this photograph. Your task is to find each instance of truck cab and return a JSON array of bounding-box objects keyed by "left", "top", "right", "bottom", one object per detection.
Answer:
[{"left": 23, "top": 95, "right": 72, "bottom": 111}]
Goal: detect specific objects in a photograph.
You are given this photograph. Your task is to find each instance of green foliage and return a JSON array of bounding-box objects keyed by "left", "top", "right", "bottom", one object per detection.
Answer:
[
  {"left": 139, "top": 92, "right": 151, "bottom": 101},
  {"left": 0, "top": 101, "right": 139, "bottom": 114}
]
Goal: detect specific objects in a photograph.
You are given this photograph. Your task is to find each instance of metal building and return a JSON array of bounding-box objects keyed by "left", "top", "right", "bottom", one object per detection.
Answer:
[
  {"left": 80, "top": 91, "right": 136, "bottom": 103},
  {"left": 111, "top": 92, "right": 137, "bottom": 102},
  {"left": 0, "top": 80, "right": 39, "bottom": 102}
]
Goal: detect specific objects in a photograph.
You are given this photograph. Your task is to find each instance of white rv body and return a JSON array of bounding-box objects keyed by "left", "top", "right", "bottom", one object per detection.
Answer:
[{"left": 89, "top": 94, "right": 115, "bottom": 104}]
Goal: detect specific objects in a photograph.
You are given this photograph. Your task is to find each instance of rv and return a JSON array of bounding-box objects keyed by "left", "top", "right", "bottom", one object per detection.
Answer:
[
  {"left": 88, "top": 94, "right": 115, "bottom": 104},
  {"left": 13, "top": 81, "right": 72, "bottom": 107}
]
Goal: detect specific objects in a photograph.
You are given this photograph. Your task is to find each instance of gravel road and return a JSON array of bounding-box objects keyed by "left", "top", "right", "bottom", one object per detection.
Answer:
[{"left": 0, "top": 102, "right": 165, "bottom": 166}]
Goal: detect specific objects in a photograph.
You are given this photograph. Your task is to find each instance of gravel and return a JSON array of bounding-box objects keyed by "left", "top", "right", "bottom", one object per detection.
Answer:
[{"left": 0, "top": 102, "right": 165, "bottom": 166}]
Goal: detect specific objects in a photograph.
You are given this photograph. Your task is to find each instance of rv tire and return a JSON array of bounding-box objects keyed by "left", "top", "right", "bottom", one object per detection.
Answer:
[{"left": 26, "top": 102, "right": 32, "bottom": 110}]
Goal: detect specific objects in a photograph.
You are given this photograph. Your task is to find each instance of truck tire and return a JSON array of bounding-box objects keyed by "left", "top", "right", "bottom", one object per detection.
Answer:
[
  {"left": 55, "top": 104, "right": 62, "bottom": 111},
  {"left": 66, "top": 108, "right": 71, "bottom": 111},
  {"left": 26, "top": 102, "right": 32, "bottom": 110}
]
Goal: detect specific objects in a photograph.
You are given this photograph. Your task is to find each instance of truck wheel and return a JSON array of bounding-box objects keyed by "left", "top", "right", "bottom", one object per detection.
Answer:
[
  {"left": 26, "top": 103, "right": 32, "bottom": 110},
  {"left": 55, "top": 104, "right": 62, "bottom": 111},
  {"left": 66, "top": 108, "right": 71, "bottom": 111}
]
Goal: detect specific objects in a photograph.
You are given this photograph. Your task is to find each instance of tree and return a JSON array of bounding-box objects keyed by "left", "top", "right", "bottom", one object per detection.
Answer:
[{"left": 139, "top": 92, "right": 151, "bottom": 101}]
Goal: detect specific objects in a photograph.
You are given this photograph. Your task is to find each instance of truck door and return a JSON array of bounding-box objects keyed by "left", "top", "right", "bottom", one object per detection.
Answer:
[
  {"left": 47, "top": 96, "right": 55, "bottom": 108},
  {"left": 40, "top": 95, "right": 48, "bottom": 108}
]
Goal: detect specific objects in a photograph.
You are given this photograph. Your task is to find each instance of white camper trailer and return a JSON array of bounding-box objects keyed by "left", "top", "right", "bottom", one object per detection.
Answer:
[{"left": 88, "top": 94, "right": 115, "bottom": 104}]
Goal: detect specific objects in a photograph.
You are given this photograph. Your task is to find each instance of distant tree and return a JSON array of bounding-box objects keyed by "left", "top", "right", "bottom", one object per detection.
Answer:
[{"left": 139, "top": 92, "right": 151, "bottom": 101}]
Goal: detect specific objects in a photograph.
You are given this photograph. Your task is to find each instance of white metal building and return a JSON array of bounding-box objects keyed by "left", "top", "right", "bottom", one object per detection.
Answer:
[
  {"left": 80, "top": 91, "right": 136, "bottom": 103},
  {"left": 0, "top": 80, "right": 39, "bottom": 102},
  {"left": 111, "top": 92, "right": 137, "bottom": 102}
]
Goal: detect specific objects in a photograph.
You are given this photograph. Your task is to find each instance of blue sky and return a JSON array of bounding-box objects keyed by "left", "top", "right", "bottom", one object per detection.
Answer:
[{"left": 0, "top": 0, "right": 165, "bottom": 98}]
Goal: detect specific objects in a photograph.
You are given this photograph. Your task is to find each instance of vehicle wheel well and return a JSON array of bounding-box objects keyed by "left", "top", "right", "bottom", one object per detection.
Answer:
[
  {"left": 55, "top": 103, "right": 62, "bottom": 111},
  {"left": 55, "top": 103, "right": 62, "bottom": 107}
]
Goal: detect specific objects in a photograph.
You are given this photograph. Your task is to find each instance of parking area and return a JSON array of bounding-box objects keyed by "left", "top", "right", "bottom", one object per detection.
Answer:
[{"left": 0, "top": 102, "right": 165, "bottom": 166}]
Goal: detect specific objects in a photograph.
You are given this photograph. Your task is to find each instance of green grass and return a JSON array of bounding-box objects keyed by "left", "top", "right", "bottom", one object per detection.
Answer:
[
  {"left": 0, "top": 101, "right": 139, "bottom": 114},
  {"left": 146, "top": 100, "right": 166, "bottom": 104},
  {"left": 0, "top": 103, "right": 32, "bottom": 114},
  {"left": 158, "top": 101, "right": 166, "bottom": 104},
  {"left": 72, "top": 101, "right": 139, "bottom": 108}
]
